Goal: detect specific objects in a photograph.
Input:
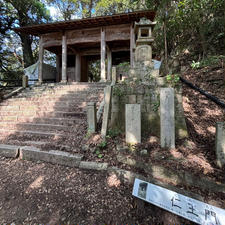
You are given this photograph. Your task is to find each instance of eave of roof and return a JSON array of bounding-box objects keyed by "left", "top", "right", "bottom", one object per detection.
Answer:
[{"left": 14, "top": 10, "right": 155, "bottom": 36}]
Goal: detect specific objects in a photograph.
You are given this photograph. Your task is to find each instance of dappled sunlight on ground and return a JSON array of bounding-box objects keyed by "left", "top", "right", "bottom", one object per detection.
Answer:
[
  {"left": 107, "top": 174, "right": 121, "bottom": 188},
  {"left": 186, "top": 154, "right": 214, "bottom": 174},
  {"left": 26, "top": 175, "right": 44, "bottom": 194}
]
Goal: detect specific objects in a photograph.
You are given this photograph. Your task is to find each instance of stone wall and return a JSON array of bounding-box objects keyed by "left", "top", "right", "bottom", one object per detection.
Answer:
[{"left": 110, "top": 82, "right": 188, "bottom": 140}]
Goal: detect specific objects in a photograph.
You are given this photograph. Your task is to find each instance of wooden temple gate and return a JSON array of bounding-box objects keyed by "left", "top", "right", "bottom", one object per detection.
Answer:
[{"left": 15, "top": 10, "right": 155, "bottom": 83}]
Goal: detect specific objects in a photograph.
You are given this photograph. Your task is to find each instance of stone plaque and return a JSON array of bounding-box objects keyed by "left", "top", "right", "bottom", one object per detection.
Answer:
[
  {"left": 126, "top": 104, "right": 141, "bottom": 144},
  {"left": 135, "top": 45, "right": 152, "bottom": 62},
  {"left": 160, "top": 88, "right": 175, "bottom": 149},
  {"left": 133, "top": 178, "right": 225, "bottom": 225}
]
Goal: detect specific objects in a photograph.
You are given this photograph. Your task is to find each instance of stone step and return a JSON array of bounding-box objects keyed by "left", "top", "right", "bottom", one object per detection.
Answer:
[
  {"left": 0, "top": 129, "right": 66, "bottom": 139},
  {"left": 0, "top": 110, "right": 85, "bottom": 118},
  {"left": 0, "top": 116, "right": 84, "bottom": 124},
  {"left": 0, "top": 122, "right": 75, "bottom": 132},
  {"left": 33, "top": 117, "right": 83, "bottom": 126},
  {"left": 1, "top": 97, "right": 102, "bottom": 106},
  {"left": 0, "top": 104, "right": 88, "bottom": 113},
  {"left": 10, "top": 95, "right": 102, "bottom": 102},
  {"left": 16, "top": 90, "right": 103, "bottom": 97},
  {"left": 23, "top": 141, "right": 71, "bottom": 150},
  {"left": 21, "top": 86, "right": 105, "bottom": 94}
]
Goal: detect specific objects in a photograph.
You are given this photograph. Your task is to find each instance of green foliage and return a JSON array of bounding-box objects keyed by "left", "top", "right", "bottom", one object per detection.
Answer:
[
  {"left": 107, "top": 128, "right": 122, "bottom": 138},
  {"left": 166, "top": 74, "right": 180, "bottom": 87},
  {"left": 88, "top": 59, "right": 101, "bottom": 82},
  {"left": 191, "top": 55, "right": 225, "bottom": 69},
  {"left": 95, "top": 0, "right": 139, "bottom": 16},
  {"left": 85, "top": 129, "right": 92, "bottom": 139},
  {"left": 127, "top": 143, "right": 136, "bottom": 152},
  {"left": 0, "top": 0, "right": 51, "bottom": 77},
  {"left": 117, "top": 62, "right": 130, "bottom": 72},
  {"left": 152, "top": 0, "right": 224, "bottom": 59},
  {"left": 98, "top": 140, "right": 107, "bottom": 149},
  {"left": 113, "top": 86, "right": 125, "bottom": 97},
  {"left": 152, "top": 94, "right": 160, "bottom": 112},
  {"left": 95, "top": 140, "right": 107, "bottom": 158},
  {"left": 191, "top": 61, "right": 201, "bottom": 69}
]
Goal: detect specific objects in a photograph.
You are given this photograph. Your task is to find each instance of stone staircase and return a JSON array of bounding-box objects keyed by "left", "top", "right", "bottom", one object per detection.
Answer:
[{"left": 0, "top": 82, "right": 107, "bottom": 152}]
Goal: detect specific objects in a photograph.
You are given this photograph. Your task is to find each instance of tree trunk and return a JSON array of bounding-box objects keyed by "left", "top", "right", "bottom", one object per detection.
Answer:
[
  {"left": 88, "top": 0, "right": 93, "bottom": 17},
  {"left": 19, "top": 33, "right": 35, "bottom": 68},
  {"left": 163, "top": 19, "right": 169, "bottom": 75},
  {"left": 199, "top": 26, "right": 207, "bottom": 59}
]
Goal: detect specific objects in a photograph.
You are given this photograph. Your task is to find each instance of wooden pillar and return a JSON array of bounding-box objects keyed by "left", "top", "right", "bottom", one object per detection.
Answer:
[
  {"left": 61, "top": 33, "right": 67, "bottom": 82},
  {"left": 74, "top": 54, "right": 76, "bottom": 82},
  {"left": 107, "top": 47, "right": 112, "bottom": 81},
  {"left": 130, "top": 23, "right": 135, "bottom": 68},
  {"left": 100, "top": 27, "right": 106, "bottom": 81},
  {"left": 56, "top": 55, "right": 60, "bottom": 82},
  {"left": 76, "top": 53, "right": 81, "bottom": 82},
  {"left": 38, "top": 36, "right": 44, "bottom": 83}
]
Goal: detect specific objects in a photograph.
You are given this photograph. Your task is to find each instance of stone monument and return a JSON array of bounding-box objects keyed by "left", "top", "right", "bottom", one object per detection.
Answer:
[{"left": 109, "top": 18, "right": 188, "bottom": 142}]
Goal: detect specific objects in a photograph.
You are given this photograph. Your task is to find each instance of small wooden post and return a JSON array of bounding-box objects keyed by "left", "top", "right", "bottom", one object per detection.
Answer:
[
  {"left": 100, "top": 27, "right": 106, "bottom": 81},
  {"left": 61, "top": 33, "right": 67, "bottom": 82},
  {"left": 107, "top": 47, "right": 112, "bottom": 81},
  {"left": 76, "top": 53, "right": 81, "bottom": 82},
  {"left": 38, "top": 36, "right": 44, "bottom": 83}
]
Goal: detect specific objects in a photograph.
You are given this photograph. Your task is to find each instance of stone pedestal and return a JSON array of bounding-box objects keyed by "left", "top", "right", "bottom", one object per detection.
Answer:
[
  {"left": 87, "top": 102, "right": 97, "bottom": 133},
  {"left": 216, "top": 122, "right": 225, "bottom": 168},
  {"left": 126, "top": 104, "right": 141, "bottom": 144},
  {"left": 160, "top": 88, "right": 175, "bottom": 149}
]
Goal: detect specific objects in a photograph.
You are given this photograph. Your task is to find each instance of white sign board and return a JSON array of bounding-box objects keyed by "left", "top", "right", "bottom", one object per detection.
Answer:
[{"left": 132, "top": 178, "right": 225, "bottom": 225}]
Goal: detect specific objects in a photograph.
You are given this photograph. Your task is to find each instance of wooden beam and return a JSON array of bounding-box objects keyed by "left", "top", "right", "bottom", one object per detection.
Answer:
[
  {"left": 38, "top": 36, "right": 44, "bottom": 83},
  {"left": 61, "top": 33, "right": 67, "bottom": 82},
  {"left": 100, "top": 27, "right": 106, "bottom": 81},
  {"left": 42, "top": 25, "right": 130, "bottom": 48}
]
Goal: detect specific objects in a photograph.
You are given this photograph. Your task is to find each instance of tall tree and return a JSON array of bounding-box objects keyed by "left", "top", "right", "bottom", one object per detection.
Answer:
[
  {"left": 3, "top": 0, "right": 51, "bottom": 68},
  {"left": 46, "top": 0, "right": 98, "bottom": 19}
]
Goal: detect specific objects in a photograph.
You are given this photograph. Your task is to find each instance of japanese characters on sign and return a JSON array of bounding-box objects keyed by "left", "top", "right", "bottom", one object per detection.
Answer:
[{"left": 132, "top": 178, "right": 225, "bottom": 225}]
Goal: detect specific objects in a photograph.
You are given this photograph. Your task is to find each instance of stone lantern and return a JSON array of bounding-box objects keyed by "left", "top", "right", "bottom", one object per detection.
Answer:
[{"left": 134, "top": 18, "right": 156, "bottom": 67}]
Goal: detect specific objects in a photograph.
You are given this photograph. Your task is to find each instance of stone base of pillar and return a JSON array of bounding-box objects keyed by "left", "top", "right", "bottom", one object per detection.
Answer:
[
  {"left": 36, "top": 81, "right": 43, "bottom": 86},
  {"left": 60, "top": 80, "right": 67, "bottom": 84}
]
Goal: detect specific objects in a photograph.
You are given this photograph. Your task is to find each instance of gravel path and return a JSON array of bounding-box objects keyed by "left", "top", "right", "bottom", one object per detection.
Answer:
[{"left": 0, "top": 157, "right": 195, "bottom": 224}]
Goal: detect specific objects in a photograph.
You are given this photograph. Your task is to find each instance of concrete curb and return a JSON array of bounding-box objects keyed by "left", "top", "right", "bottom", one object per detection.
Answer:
[
  {"left": 20, "top": 146, "right": 83, "bottom": 167},
  {"left": 2, "top": 87, "right": 25, "bottom": 100},
  {"left": 0, "top": 144, "right": 19, "bottom": 158},
  {"left": 107, "top": 166, "right": 204, "bottom": 202},
  {"left": 117, "top": 153, "right": 225, "bottom": 194},
  {"left": 79, "top": 161, "right": 108, "bottom": 170}
]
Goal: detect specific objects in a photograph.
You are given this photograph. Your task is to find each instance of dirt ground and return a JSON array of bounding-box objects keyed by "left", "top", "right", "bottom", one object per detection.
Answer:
[
  {"left": 0, "top": 156, "right": 198, "bottom": 224},
  {"left": 0, "top": 67, "right": 224, "bottom": 224}
]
